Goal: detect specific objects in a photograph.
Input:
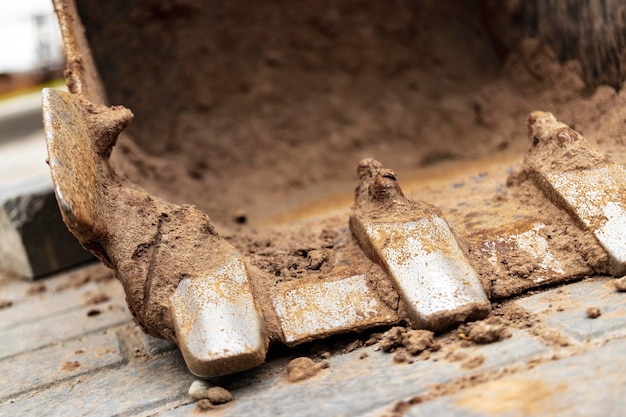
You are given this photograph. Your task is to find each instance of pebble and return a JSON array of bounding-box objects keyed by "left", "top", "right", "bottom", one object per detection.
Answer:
[
  {"left": 586, "top": 307, "right": 602, "bottom": 319},
  {"left": 188, "top": 380, "right": 211, "bottom": 400},
  {"left": 206, "top": 387, "right": 233, "bottom": 405},
  {"left": 189, "top": 381, "right": 233, "bottom": 405}
]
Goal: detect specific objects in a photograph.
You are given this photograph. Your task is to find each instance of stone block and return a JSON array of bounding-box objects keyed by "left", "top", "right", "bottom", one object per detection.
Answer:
[{"left": 0, "top": 175, "right": 94, "bottom": 280}]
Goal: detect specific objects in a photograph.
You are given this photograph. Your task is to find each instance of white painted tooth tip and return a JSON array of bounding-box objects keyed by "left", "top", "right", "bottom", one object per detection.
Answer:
[{"left": 170, "top": 254, "right": 269, "bottom": 377}]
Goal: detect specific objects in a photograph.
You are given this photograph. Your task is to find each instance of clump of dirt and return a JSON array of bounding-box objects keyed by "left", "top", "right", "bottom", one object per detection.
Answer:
[
  {"left": 60, "top": 361, "right": 81, "bottom": 371},
  {"left": 225, "top": 220, "right": 342, "bottom": 285},
  {"left": 615, "top": 277, "right": 626, "bottom": 292},
  {"left": 461, "top": 354, "right": 486, "bottom": 370},
  {"left": 284, "top": 357, "right": 329, "bottom": 383},
  {"left": 193, "top": 386, "right": 233, "bottom": 411},
  {"left": 458, "top": 317, "right": 511, "bottom": 344},
  {"left": 378, "top": 327, "right": 441, "bottom": 364},
  {"left": 82, "top": 292, "right": 110, "bottom": 307},
  {"left": 54, "top": 264, "right": 115, "bottom": 292},
  {"left": 586, "top": 307, "right": 601, "bottom": 319},
  {"left": 26, "top": 283, "right": 46, "bottom": 295},
  {"left": 195, "top": 400, "right": 213, "bottom": 412},
  {"left": 0, "top": 299, "right": 12, "bottom": 310}
]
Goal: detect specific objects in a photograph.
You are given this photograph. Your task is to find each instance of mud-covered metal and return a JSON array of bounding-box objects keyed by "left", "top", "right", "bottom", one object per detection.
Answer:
[
  {"left": 271, "top": 274, "right": 398, "bottom": 345},
  {"left": 350, "top": 159, "right": 491, "bottom": 332},
  {"left": 170, "top": 251, "right": 268, "bottom": 377},
  {"left": 525, "top": 111, "right": 626, "bottom": 276}
]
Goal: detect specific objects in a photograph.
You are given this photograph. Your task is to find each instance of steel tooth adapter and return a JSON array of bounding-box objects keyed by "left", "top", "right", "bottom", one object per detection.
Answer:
[
  {"left": 42, "top": 88, "right": 268, "bottom": 377},
  {"left": 524, "top": 111, "right": 626, "bottom": 276},
  {"left": 349, "top": 158, "right": 491, "bottom": 332}
]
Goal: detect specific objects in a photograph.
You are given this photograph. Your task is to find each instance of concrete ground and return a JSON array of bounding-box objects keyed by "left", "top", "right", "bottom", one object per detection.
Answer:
[{"left": 1, "top": 90, "right": 626, "bottom": 417}]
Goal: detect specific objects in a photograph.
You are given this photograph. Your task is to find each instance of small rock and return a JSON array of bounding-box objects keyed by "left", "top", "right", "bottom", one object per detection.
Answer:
[
  {"left": 0, "top": 299, "right": 13, "bottom": 310},
  {"left": 359, "top": 352, "right": 369, "bottom": 360},
  {"left": 196, "top": 399, "right": 214, "bottom": 412},
  {"left": 586, "top": 307, "right": 602, "bottom": 319},
  {"left": 343, "top": 339, "right": 364, "bottom": 353},
  {"left": 206, "top": 387, "right": 232, "bottom": 405},
  {"left": 393, "top": 350, "right": 414, "bottom": 364},
  {"left": 233, "top": 209, "right": 247, "bottom": 224},
  {"left": 60, "top": 361, "right": 81, "bottom": 371},
  {"left": 307, "top": 249, "right": 327, "bottom": 270},
  {"left": 615, "top": 277, "right": 626, "bottom": 292},
  {"left": 379, "top": 326, "right": 406, "bottom": 352},
  {"left": 285, "top": 357, "right": 326, "bottom": 383},
  {"left": 464, "top": 317, "right": 510, "bottom": 344},
  {"left": 188, "top": 380, "right": 211, "bottom": 400},
  {"left": 403, "top": 329, "right": 435, "bottom": 355}
]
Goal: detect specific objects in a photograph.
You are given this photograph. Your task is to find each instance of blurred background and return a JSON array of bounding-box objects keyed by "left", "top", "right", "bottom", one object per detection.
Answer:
[{"left": 0, "top": 0, "right": 65, "bottom": 185}]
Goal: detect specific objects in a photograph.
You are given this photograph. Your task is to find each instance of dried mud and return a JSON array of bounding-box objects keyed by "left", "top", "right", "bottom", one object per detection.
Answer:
[{"left": 284, "top": 357, "right": 328, "bottom": 383}]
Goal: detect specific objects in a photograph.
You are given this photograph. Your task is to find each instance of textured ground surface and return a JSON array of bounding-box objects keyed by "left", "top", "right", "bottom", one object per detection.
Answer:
[{"left": 1, "top": 262, "right": 626, "bottom": 417}]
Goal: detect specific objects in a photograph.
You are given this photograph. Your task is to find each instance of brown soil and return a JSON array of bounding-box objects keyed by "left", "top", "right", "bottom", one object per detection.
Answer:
[
  {"left": 615, "top": 277, "right": 626, "bottom": 292},
  {"left": 378, "top": 327, "right": 441, "bottom": 364},
  {"left": 26, "top": 283, "right": 46, "bottom": 295},
  {"left": 459, "top": 317, "right": 511, "bottom": 344},
  {"left": 284, "top": 357, "right": 328, "bottom": 383},
  {"left": 60, "top": 361, "right": 82, "bottom": 371},
  {"left": 586, "top": 306, "right": 602, "bottom": 319},
  {"left": 82, "top": 292, "right": 110, "bottom": 306}
]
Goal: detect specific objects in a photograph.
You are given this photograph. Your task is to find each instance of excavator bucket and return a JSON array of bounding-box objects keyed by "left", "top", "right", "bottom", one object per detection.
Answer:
[{"left": 42, "top": 0, "right": 626, "bottom": 377}]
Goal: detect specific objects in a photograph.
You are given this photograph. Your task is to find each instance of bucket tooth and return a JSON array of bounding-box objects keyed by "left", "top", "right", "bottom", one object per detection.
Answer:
[
  {"left": 271, "top": 273, "right": 398, "bottom": 346},
  {"left": 170, "top": 251, "right": 268, "bottom": 377},
  {"left": 524, "top": 111, "right": 626, "bottom": 276},
  {"left": 43, "top": 88, "right": 268, "bottom": 377},
  {"left": 349, "top": 159, "right": 490, "bottom": 332}
]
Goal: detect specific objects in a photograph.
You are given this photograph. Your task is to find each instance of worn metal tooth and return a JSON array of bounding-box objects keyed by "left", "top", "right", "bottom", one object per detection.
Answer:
[
  {"left": 43, "top": 88, "right": 269, "bottom": 378},
  {"left": 271, "top": 273, "right": 399, "bottom": 346},
  {"left": 469, "top": 219, "right": 592, "bottom": 297},
  {"left": 349, "top": 159, "right": 490, "bottom": 332},
  {"left": 170, "top": 250, "right": 268, "bottom": 377},
  {"left": 525, "top": 111, "right": 626, "bottom": 276}
]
